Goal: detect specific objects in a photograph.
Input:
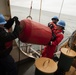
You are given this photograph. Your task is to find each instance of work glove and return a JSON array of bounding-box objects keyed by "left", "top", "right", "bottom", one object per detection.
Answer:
[
  {"left": 48, "top": 32, "right": 56, "bottom": 45},
  {"left": 13, "top": 16, "right": 22, "bottom": 37},
  {"left": 48, "top": 22, "right": 54, "bottom": 29},
  {"left": 4, "top": 18, "right": 14, "bottom": 29},
  {"left": 13, "top": 16, "right": 20, "bottom": 25}
]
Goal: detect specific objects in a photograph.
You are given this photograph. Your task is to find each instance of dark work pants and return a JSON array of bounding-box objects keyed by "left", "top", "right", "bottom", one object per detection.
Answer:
[{"left": 0, "top": 55, "right": 18, "bottom": 75}]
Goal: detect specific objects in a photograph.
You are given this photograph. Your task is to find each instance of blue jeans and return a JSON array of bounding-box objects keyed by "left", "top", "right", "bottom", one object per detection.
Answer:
[{"left": 0, "top": 55, "right": 18, "bottom": 75}]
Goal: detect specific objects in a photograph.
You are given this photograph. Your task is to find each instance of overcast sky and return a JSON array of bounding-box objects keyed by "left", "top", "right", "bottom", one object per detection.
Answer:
[{"left": 10, "top": 0, "right": 76, "bottom": 16}]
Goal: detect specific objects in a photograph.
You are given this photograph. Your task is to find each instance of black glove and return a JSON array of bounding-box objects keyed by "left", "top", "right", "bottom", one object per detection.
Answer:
[
  {"left": 51, "top": 31, "right": 56, "bottom": 41},
  {"left": 48, "top": 32, "right": 56, "bottom": 45},
  {"left": 13, "top": 16, "right": 20, "bottom": 25},
  {"left": 13, "top": 23, "right": 22, "bottom": 37},
  {"left": 13, "top": 16, "right": 22, "bottom": 37},
  {"left": 48, "top": 22, "right": 51, "bottom": 27},
  {"left": 48, "top": 23, "right": 54, "bottom": 29},
  {"left": 4, "top": 18, "right": 14, "bottom": 29}
]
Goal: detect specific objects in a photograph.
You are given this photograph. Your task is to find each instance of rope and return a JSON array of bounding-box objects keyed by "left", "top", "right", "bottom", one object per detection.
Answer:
[
  {"left": 57, "top": 0, "right": 65, "bottom": 50},
  {"left": 39, "top": 0, "right": 43, "bottom": 52},
  {"left": 29, "top": 0, "right": 33, "bottom": 16},
  {"left": 26, "top": 0, "right": 33, "bottom": 20},
  {"left": 39, "top": 0, "right": 42, "bottom": 22},
  {"left": 58, "top": 0, "right": 64, "bottom": 18}
]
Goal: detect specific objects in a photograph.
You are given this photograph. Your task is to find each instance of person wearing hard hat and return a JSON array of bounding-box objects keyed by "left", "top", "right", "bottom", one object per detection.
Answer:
[
  {"left": 0, "top": 14, "right": 22, "bottom": 75},
  {"left": 48, "top": 16, "right": 59, "bottom": 29},
  {"left": 42, "top": 20, "right": 66, "bottom": 60},
  {"left": 51, "top": 16, "right": 59, "bottom": 24}
]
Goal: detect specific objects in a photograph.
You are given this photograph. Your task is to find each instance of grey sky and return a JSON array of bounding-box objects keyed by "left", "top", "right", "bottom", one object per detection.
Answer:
[{"left": 10, "top": 0, "right": 76, "bottom": 16}]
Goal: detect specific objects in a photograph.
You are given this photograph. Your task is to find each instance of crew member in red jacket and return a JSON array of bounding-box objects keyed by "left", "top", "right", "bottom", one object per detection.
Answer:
[
  {"left": 42, "top": 20, "right": 66, "bottom": 59},
  {"left": 0, "top": 14, "right": 22, "bottom": 75},
  {"left": 48, "top": 16, "right": 59, "bottom": 29}
]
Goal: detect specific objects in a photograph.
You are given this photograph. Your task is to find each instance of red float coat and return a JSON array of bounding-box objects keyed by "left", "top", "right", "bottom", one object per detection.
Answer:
[
  {"left": 48, "top": 22, "right": 57, "bottom": 29},
  {"left": 50, "top": 22, "right": 57, "bottom": 28},
  {"left": 42, "top": 28, "right": 64, "bottom": 59}
]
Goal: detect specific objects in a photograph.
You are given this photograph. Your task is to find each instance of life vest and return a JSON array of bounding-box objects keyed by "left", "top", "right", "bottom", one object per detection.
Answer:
[{"left": 48, "top": 22, "right": 57, "bottom": 30}]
